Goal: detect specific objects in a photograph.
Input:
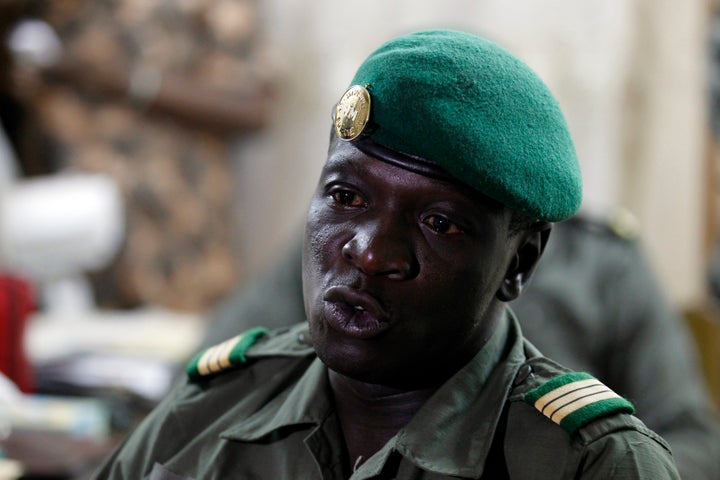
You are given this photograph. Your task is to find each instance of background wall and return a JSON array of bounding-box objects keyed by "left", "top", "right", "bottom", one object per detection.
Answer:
[{"left": 234, "top": 0, "right": 709, "bottom": 309}]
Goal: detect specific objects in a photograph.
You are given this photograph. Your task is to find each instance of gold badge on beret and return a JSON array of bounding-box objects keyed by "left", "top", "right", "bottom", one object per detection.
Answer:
[{"left": 334, "top": 85, "right": 371, "bottom": 141}]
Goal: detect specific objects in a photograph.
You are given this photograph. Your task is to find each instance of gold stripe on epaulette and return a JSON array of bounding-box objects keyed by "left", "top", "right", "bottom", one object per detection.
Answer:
[
  {"left": 524, "top": 371, "right": 635, "bottom": 434},
  {"left": 198, "top": 335, "right": 242, "bottom": 376},
  {"left": 533, "top": 378, "right": 621, "bottom": 425}
]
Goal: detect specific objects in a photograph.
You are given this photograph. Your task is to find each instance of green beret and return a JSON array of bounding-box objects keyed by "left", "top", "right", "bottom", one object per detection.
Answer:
[{"left": 333, "top": 29, "right": 582, "bottom": 222}]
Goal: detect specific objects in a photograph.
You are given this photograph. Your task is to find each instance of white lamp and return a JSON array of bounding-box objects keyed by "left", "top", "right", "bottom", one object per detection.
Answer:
[{"left": 0, "top": 174, "right": 125, "bottom": 311}]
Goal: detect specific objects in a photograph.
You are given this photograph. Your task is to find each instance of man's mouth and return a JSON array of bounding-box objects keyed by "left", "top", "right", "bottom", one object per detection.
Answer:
[{"left": 322, "top": 286, "right": 391, "bottom": 339}]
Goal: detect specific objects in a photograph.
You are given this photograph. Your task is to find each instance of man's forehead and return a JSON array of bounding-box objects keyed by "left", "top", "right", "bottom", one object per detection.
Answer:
[{"left": 323, "top": 140, "right": 505, "bottom": 211}]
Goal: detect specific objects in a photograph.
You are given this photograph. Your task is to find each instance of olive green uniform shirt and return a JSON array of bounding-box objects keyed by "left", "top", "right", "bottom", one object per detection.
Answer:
[
  {"left": 202, "top": 216, "right": 720, "bottom": 479},
  {"left": 94, "top": 316, "right": 678, "bottom": 479}
]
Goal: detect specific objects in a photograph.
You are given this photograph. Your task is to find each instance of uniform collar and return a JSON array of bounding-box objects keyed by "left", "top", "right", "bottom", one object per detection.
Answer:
[
  {"left": 221, "top": 311, "right": 528, "bottom": 478},
  {"left": 220, "top": 357, "right": 333, "bottom": 441},
  {"left": 384, "top": 311, "right": 526, "bottom": 478}
]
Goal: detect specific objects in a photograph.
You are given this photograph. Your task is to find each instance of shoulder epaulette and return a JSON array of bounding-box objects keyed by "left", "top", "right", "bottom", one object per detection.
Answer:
[
  {"left": 570, "top": 208, "right": 640, "bottom": 241},
  {"left": 606, "top": 207, "right": 639, "bottom": 240},
  {"left": 186, "top": 327, "right": 269, "bottom": 381},
  {"left": 523, "top": 372, "right": 635, "bottom": 435}
]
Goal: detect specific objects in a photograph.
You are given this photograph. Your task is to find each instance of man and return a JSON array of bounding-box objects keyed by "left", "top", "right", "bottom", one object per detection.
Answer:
[
  {"left": 201, "top": 213, "right": 720, "bottom": 480},
  {"left": 93, "top": 29, "right": 679, "bottom": 478}
]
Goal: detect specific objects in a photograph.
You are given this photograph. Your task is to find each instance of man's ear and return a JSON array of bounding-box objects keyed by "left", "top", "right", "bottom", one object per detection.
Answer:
[{"left": 496, "top": 222, "right": 552, "bottom": 302}]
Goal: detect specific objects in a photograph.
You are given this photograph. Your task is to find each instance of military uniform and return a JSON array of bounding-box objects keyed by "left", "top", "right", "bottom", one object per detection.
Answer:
[
  {"left": 202, "top": 214, "right": 720, "bottom": 480},
  {"left": 94, "top": 315, "right": 678, "bottom": 479}
]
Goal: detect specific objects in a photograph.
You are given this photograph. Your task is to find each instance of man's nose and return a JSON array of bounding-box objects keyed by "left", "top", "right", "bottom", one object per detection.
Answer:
[{"left": 341, "top": 220, "right": 418, "bottom": 280}]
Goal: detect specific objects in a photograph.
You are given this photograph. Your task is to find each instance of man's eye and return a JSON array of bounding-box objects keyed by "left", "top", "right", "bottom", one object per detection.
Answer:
[
  {"left": 423, "top": 215, "right": 463, "bottom": 234},
  {"left": 331, "top": 189, "right": 366, "bottom": 207}
]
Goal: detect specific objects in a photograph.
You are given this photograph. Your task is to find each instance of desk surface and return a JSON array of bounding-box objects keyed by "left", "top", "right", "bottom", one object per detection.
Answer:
[
  {"left": 2, "top": 428, "right": 117, "bottom": 479},
  {"left": 26, "top": 307, "right": 204, "bottom": 364}
]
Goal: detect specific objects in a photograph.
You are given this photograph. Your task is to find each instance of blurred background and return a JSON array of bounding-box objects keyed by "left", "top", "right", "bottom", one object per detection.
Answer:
[{"left": 0, "top": 0, "right": 719, "bottom": 477}]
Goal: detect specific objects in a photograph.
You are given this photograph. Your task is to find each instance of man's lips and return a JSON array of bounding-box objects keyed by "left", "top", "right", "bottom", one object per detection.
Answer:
[{"left": 322, "top": 286, "right": 391, "bottom": 339}]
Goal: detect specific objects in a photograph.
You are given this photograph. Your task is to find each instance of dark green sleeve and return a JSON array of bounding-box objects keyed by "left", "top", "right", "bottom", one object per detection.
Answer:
[
  {"left": 579, "top": 427, "right": 679, "bottom": 479},
  {"left": 505, "top": 398, "right": 680, "bottom": 479}
]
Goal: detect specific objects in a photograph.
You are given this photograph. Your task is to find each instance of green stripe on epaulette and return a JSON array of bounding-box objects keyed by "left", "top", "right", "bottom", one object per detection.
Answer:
[
  {"left": 187, "top": 327, "right": 269, "bottom": 381},
  {"left": 524, "top": 372, "right": 635, "bottom": 435}
]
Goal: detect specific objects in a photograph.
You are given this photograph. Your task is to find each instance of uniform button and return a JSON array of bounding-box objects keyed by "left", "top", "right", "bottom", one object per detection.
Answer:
[{"left": 514, "top": 364, "right": 533, "bottom": 386}]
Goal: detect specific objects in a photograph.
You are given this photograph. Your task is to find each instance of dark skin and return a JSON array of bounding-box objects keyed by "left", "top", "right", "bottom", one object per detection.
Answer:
[{"left": 302, "top": 139, "right": 551, "bottom": 471}]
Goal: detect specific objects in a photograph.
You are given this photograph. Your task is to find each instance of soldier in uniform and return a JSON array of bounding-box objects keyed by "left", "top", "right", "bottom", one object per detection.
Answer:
[
  {"left": 200, "top": 212, "right": 720, "bottom": 480},
  {"left": 93, "top": 29, "right": 679, "bottom": 478}
]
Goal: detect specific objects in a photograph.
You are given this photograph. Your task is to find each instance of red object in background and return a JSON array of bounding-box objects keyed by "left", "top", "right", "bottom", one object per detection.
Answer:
[{"left": 0, "top": 274, "right": 36, "bottom": 393}]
